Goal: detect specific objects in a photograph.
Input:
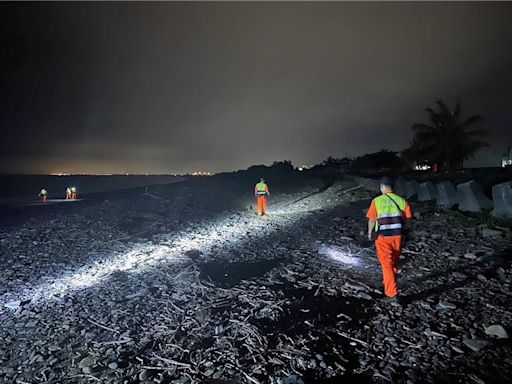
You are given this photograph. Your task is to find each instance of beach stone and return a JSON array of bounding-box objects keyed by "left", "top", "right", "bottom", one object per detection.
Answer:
[
  {"left": 484, "top": 325, "right": 509, "bottom": 339},
  {"left": 436, "top": 181, "right": 459, "bottom": 208},
  {"left": 491, "top": 181, "right": 512, "bottom": 219},
  {"left": 463, "top": 338, "right": 489, "bottom": 352},
  {"left": 439, "top": 300, "right": 456, "bottom": 310},
  {"left": 457, "top": 180, "right": 493, "bottom": 212},
  {"left": 464, "top": 252, "right": 477, "bottom": 260},
  {"left": 279, "top": 375, "right": 305, "bottom": 384},
  {"left": 4, "top": 301, "right": 21, "bottom": 310},
  {"left": 418, "top": 181, "right": 437, "bottom": 201},
  {"left": 405, "top": 180, "right": 419, "bottom": 198},
  {"left": 177, "top": 375, "right": 191, "bottom": 384},
  {"left": 139, "top": 369, "right": 151, "bottom": 381},
  {"left": 481, "top": 227, "right": 503, "bottom": 238},
  {"left": 477, "top": 255, "right": 507, "bottom": 265},
  {"left": 451, "top": 345, "right": 464, "bottom": 354},
  {"left": 344, "top": 281, "right": 367, "bottom": 291},
  {"left": 79, "top": 356, "right": 96, "bottom": 369},
  {"left": 212, "top": 370, "right": 223, "bottom": 379}
]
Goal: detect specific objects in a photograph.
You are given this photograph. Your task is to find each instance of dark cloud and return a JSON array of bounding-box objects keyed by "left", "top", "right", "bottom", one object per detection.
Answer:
[{"left": 1, "top": 2, "right": 512, "bottom": 174}]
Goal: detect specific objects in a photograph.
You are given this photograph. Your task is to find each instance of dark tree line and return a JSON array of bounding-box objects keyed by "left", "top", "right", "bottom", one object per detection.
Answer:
[{"left": 301, "top": 99, "right": 489, "bottom": 175}]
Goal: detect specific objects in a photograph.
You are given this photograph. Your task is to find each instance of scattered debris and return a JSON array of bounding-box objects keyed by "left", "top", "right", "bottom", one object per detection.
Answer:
[{"left": 0, "top": 177, "right": 511, "bottom": 383}]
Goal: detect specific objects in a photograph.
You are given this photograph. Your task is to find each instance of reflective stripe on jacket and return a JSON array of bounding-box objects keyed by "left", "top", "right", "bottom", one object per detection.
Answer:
[{"left": 373, "top": 193, "right": 407, "bottom": 236}]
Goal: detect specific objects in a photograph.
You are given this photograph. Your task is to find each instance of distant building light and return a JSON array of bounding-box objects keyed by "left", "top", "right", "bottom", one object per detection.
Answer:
[
  {"left": 502, "top": 159, "right": 512, "bottom": 168},
  {"left": 191, "top": 171, "right": 212, "bottom": 176},
  {"left": 414, "top": 164, "right": 431, "bottom": 171}
]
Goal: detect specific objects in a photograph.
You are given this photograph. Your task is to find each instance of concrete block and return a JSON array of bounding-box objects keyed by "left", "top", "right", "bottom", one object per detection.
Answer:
[
  {"left": 436, "top": 181, "right": 459, "bottom": 208},
  {"left": 457, "top": 180, "right": 493, "bottom": 212},
  {"left": 405, "top": 180, "right": 419, "bottom": 198},
  {"left": 418, "top": 181, "right": 437, "bottom": 201},
  {"left": 491, "top": 181, "right": 512, "bottom": 219}
]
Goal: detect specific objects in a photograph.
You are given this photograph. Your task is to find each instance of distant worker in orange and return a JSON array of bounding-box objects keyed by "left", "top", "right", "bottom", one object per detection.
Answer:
[
  {"left": 366, "top": 177, "right": 412, "bottom": 303},
  {"left": 254, "top": 178, "right": 270, "bottom": 216},
  {"left": 70, "top": 187, "right": 77, "bottom": 200},
  {"left": 65, "top": 187, "right": 72, "bottom": 200},
  {"left": 39, "top": 188, "right": 48, "bottom": 202}
]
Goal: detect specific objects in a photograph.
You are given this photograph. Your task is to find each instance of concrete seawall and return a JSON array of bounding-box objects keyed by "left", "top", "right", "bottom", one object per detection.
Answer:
[{"left": 350, "top": 175, "right": 511, "bottom": 218}]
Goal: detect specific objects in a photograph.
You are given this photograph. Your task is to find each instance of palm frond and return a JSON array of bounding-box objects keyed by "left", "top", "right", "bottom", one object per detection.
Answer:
[
  {"left": 453, "top": 99, "right": 461, "bottom": 120},
  {"left": 412, "top": 123, "right": 436, "bottom": 132},
  {"left": 463, "top": 128, "right": 489, "bottom": 138},
  {"left": 436, "top": 99, "right": 452, "bottom": 117},
  {"left": 460, "top": 115, "right": 483, "bottom": 128}
]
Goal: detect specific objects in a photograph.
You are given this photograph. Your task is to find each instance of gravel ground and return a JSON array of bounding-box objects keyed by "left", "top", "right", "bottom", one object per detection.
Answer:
[{"left": 0, "top": 176, "right": 511, "bottom": 384}]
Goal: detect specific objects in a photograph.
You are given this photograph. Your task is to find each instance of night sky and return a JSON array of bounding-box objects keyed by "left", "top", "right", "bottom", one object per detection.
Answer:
[{"left": 1, "top": 2, "right": 512, "bottom": 175}]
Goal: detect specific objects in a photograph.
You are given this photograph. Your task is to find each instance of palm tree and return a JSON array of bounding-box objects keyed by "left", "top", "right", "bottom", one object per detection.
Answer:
[{"left": 406, "top": 99, "right": 489, "bottom": 171}]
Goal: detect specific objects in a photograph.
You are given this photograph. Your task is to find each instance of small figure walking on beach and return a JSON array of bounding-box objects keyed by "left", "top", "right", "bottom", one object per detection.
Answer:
[
  {"left": 254, "top": 178, "right": 270, "bottom": 216},
  {"left": 366, "top": 177, "right": 412, "bottom": 304},
  {"left": 70, "top": 186, "right": 77, "bottom": 200},
  {"left": 39, "top": 188, "right": 48, "bottom": 202},
  {"left": 65, "top": 187, "right": 72, "bottom": 200}
]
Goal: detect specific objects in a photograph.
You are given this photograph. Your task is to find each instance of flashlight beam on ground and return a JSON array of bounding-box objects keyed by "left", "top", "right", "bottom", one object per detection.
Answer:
[{"left": 1, "top": 202, "right": 316, "bottom": 310}]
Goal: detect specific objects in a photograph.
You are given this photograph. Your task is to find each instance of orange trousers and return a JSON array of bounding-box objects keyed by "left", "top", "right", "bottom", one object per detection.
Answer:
[
  {"left": 375, "top": 235, "right": 402, "bottom": 298},
  {"left": 256, "top": 196, "right": 267, "bottom": 215}
]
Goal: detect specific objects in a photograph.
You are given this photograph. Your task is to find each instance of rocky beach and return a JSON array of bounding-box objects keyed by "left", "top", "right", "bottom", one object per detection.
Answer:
[{"left": 1, "top": 174, "right": 511, "bottom": 384}]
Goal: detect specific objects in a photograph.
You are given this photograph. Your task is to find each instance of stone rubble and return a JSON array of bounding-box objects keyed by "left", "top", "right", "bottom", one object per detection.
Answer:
[{"left": 0, "top": 176, "right": 511, "bottom": 383}]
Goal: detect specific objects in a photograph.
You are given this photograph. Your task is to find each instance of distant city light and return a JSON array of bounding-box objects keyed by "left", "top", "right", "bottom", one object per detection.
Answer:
[
  {"left": 414, "top": 164, "right": 431, "bottom": 171},
  {"left": 191, "top": 171, "right": 212, "bottom": 176},
  {"left": 502, "top": 158, "right": 512, "bottom": 168},
  {"left": 49, "top": 173, "right": 182, "bottom": 176}
]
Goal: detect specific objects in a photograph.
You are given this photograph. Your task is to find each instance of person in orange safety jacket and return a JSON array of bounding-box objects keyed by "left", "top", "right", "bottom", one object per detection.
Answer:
[
  {"left": 366, "top": 177, "right": 412, "bottom": 304},
  {"left": 254, "top": 178, "right": 270, "bottom": 216},
  {"left": 39, "top": 188, "right": 48, "bottom": 202}
]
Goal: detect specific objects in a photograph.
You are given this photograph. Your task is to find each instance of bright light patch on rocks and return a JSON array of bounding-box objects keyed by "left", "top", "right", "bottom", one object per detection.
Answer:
[
  {"left": 1, "top": 198, "right": 329, "bottom": 311},
  {"left": 317, "top": 244, "right": 363, "bottom": 267}
]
